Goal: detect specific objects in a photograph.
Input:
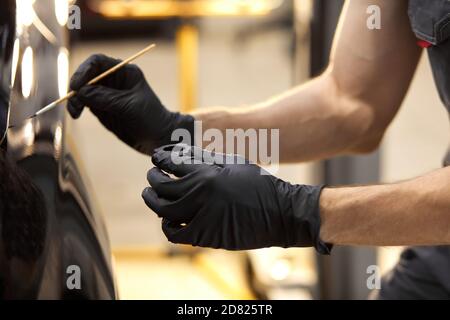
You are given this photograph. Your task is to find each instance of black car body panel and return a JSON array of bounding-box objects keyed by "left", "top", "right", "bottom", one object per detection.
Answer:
[{"left": 1, "top": 0, "right": 116, "bottom": 299}]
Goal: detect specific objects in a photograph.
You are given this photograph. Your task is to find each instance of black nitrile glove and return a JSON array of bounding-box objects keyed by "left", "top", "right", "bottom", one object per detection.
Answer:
[
  {"left": 142, "top": 144, "right": 332, "bottom": 254},
  {"left": 68, "top": 54, "right": 194, "bottom": 155}
]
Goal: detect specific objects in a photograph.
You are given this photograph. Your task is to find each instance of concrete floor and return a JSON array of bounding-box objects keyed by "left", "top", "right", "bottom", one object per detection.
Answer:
[
  {"left": 69, "top": 18, "right": 448, "bottom": 298},
  {"left": 112, "top": 247, "right": 254, "bottom": 300}
]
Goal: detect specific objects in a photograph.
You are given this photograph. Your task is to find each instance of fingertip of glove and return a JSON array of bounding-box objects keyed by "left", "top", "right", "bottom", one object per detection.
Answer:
[
  {"left": 69, "top": 74, "right": 83, "bottom": 91},
  {"left": 146, "top": 167, "right": 159, "bottom": 183},
  {"left": 67, "top": 101, "right": 82, "bottom": 119},
  {"left": 151, "top": 151, "right": 162, "bottom": 166},
  {"left": 161, "top": 219, "right": 176, "bottom": 240},
  {"left": 142, "top": 187, "right": 151, "bottom": 199},
  {"left": 152, "top": 144, "right": 180, "bottom": 165}
]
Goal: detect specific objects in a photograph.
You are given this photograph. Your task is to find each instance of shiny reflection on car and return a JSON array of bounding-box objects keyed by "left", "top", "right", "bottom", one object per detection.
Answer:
[{"left": 1, "top": 0, "right": 116, "bottom": 299}]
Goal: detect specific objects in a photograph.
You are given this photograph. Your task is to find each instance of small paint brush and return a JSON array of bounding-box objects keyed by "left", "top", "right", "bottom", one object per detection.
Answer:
[
  {"left": 8, "top": 43, "right": 156, "bottom": 129},
  {"left": 8, "top": 115, "right": 35, "bottom": 129}
]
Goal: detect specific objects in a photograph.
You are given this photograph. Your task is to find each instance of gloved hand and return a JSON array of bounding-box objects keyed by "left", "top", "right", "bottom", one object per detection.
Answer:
[
  {"left": 142, "top": 144, "right": 332, "bottom": 254},
  {"left": 68, "top": 54, "right": 194, "bottom": 155}
]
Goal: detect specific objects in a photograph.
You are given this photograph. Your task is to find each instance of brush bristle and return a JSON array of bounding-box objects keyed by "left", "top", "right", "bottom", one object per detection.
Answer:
[{"left": 7, "top": 114, "right": 37, "bottom": 129}]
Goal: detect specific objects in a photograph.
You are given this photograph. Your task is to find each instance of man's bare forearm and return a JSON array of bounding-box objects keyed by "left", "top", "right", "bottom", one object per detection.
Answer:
[
  {"left": 319, "top": 168, "right": 450, "bottom": 246},
  {"left": 195, "top": 75, "right": 374, "bottom": 162}
]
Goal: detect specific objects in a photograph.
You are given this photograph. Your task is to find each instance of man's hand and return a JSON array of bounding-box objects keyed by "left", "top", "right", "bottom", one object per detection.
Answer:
[
  {"left": 68, "top": 54, "right": 194, "bottom": 155},
  {"left": 142, "top": 145, "right": 331, "bottom": 253}
]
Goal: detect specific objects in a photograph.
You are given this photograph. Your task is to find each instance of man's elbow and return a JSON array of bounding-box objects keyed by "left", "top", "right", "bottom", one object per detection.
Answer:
[
  {"left": 339, "top": 102, "right": 390, "bottom": 155},
  {"left": 323, "top": 73, "right": 394, "bottom": 155},
  {"left": 350, "top": 132, "right": 384, "bottom": 154}
]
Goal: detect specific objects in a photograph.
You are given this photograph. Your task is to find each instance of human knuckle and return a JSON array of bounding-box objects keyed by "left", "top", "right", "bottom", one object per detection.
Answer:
[
  {"left": 90, "top": 53, "right": 105, "bottom": 62},
  {"left": 147, "top": 167, "right": 157, "bottom": 180},
  {"left": 128, "top": 63, "right": 140, "bottom": 71}
]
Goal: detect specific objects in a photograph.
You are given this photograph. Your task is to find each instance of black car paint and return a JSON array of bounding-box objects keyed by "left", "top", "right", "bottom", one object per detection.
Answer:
[{"left": 1, "top": 0, "right": 116, "bottom": 299}]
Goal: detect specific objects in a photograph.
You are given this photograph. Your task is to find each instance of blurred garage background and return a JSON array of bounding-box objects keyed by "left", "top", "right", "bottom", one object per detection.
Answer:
[{"left": 58, "top": 0, "right": 448, "bottom": 299}]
